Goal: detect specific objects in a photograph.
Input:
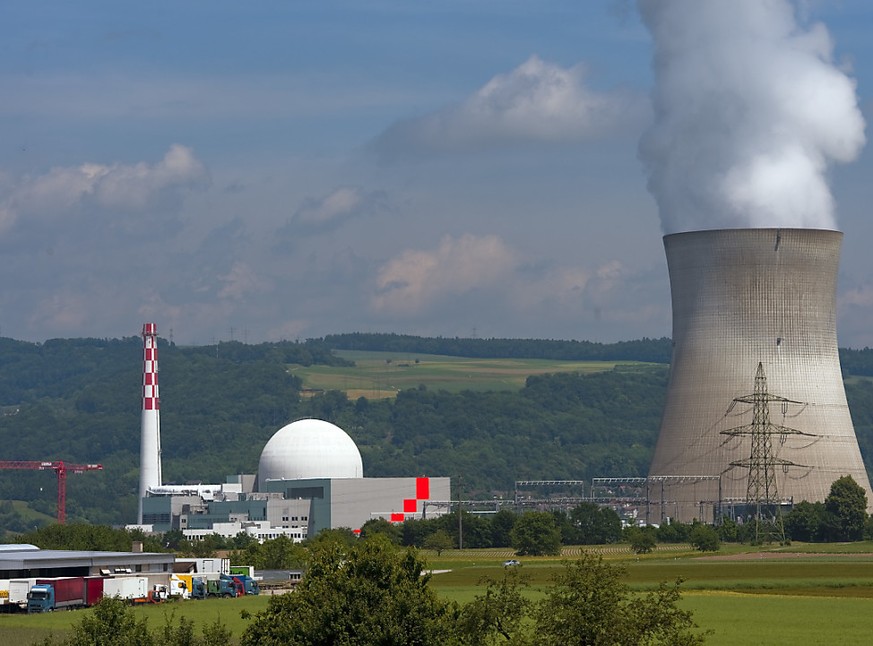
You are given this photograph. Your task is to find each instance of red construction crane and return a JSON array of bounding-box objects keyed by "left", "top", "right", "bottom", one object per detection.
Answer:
[{"left": 0, "top": 460, "right": 103, "bottom": 524}]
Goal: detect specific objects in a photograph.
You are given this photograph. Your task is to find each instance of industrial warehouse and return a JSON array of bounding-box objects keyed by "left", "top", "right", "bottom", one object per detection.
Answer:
[{"left": 0, "top": 545, "right": 261, "bottom": 611}]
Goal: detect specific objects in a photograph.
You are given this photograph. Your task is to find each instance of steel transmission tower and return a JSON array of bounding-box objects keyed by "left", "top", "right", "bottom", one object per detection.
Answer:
[{"left": 720, "top": 362, "right": 813, "bottom": 543}]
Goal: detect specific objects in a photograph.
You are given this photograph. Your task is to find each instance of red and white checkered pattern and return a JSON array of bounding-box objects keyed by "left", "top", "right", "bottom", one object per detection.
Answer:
[{"left": 142, "top": 323, "right": 160, "bottom": 411}]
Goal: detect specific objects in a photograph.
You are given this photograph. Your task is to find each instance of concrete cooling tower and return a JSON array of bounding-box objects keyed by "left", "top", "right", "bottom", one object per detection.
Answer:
[{"left": 648, "top": 228, "right": 872, "bottom": 522}]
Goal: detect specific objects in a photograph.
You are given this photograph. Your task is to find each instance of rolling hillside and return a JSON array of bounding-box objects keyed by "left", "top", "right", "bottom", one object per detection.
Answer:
[{"left": 0, "top": 333, "right": 872, "bottom": 531}]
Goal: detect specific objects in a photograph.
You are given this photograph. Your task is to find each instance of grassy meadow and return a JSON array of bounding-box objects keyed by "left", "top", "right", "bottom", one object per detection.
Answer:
[
  {"left": 5, "top": 544, "right": 873, "bottom": 644},
  {"left": 292, "top": 349, "right": 657, "bottom": 399}
]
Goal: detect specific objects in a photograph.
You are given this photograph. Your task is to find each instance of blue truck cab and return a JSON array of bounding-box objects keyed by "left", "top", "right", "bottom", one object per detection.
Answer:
[{"left": 26, "top": 584, "right": 54, "bottom": 613}]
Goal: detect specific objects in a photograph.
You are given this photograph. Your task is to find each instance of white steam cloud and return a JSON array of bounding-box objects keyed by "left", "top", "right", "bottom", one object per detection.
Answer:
[{"left": 638, "top": 0, "right": 866, "bottom": 233}]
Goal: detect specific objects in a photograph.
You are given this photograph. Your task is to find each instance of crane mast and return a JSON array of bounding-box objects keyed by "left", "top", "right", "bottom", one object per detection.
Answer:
[{"left": 0, "top": 460, "right": 103, "bottom": 524}]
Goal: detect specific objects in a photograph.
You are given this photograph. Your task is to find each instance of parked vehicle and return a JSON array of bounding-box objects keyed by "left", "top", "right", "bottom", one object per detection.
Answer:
[
  {"left": 132, "top": 585, "right": 167, "bottom": 605},
  {"left": 232, "top": 574, "right": 260, "bottom": 595},
  {"left": 229, "top": 565, "right": 255, "bottom": 578},
  {"left": 3, "top": 579, "right": 37, "bottom": 611},
  {"left": 189, "top": 576, "right": 208, "bottom": 600},
  {"left": 27, "top": 577, "right": 101, "bottom": 613},
  {"left": 206, "top": 575, "right": 239, "bottom": 598},
  {"left": 175, "top": 557, "right": 230, "bottom": 575},
  {"left": 170, "top": 574, "right": 193, "bottom": 599},
  {"left": 103, "top": 577, "right": 148, "bottom": 602}
]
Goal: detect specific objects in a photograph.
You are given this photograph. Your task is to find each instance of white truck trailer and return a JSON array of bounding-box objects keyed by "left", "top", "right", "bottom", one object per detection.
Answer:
[
  {"left": 175, "top": 557, "right": 230, "bottom": 574},
  {"left": 7, "top": 578, "right": 38, "bottom": 611},
  {"left": 103, "top": 576, "right": 148, "bottom": 601}
]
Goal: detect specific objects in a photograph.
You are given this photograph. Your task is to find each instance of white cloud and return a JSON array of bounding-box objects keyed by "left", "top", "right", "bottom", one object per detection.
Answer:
[
  {"left": 286, "top": 186, "right": 389, "bottom": 235},
  {"left": 217, "top": 261, "right": 267, "bottom": 300},
  {"left": 369, "top": 234, "right": 664, "bottom": 340},
  {"left": 91, "top": 144, "right": 208, "bottom": 210},
  {"left": 0, "top": 145, "right": 208, "bottom": 235},
  {"left": 371, "top": 55, "right": 645, "bottom": 156},
  {"left": 372, "top": 234, "right": 517, "bottom": 314},
  {"left": 28, "top": 292, "right": 90, "bottom": 333}
]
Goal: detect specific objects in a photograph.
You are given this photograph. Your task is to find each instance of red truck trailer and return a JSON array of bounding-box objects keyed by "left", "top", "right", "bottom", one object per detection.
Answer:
[
  {"left": 29, "top": 577, "right": 88, "bottom": 612},
  {"left": 84, "top": 576, "right": 104, "bottom": 606}
]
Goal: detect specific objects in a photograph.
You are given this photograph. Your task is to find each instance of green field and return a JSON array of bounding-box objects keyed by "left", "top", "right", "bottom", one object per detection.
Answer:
[
  {"left": 292, "top": 350, "right": 658, "bottom": 399},
  {"left": 5, "top": 545, "right": 873, "bottom": 644}
]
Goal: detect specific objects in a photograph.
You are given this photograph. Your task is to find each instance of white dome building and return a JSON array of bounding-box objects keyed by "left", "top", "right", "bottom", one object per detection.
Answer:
[{"left": 257, "top": 418, "right": 363, "bottom": 485}]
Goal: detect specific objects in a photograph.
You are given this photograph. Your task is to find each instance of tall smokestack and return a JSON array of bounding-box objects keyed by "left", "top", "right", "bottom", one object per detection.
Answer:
[
  {"left": 138, "top": 322, "right": 162, "bottom": 524},
  {"left": 649, "top": 229, "right": 872, "bottom": 521}
]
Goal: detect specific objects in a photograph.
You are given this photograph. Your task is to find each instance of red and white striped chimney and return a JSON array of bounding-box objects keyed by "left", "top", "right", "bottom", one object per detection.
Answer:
[{"left": 138, "top": 322, "right": 162, "bottom": 524}]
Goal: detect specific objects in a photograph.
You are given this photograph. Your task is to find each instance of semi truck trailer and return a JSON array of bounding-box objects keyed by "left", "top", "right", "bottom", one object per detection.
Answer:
[{"left": 27, "top": 577, "right": 101, "bottom": 613}]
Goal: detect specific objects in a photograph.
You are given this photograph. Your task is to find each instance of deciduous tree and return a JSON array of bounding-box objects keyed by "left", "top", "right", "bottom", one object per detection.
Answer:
[
  {"left": 823, "top": 475, "right": 868, "bottom": 541},
  {"left": 424, "top": 529, "right": 454, "bottom": 555},
  {"left": 625, "top": 526, "right": 657, "bottom": 554},
  {"left": 569, "top": 503, "right": 622, "bottom": 545},
  {"left": 689, "top": 524, "right": 720, "bottom": 552},
  {"left": 510, "top": 511, "right": 561, "bottom": 556},
  {"left": 241, "top": 536, "right": 458, "bottom": 646},
  {"left": 533, "top": 553, "right": 707, "bottom": 646}
]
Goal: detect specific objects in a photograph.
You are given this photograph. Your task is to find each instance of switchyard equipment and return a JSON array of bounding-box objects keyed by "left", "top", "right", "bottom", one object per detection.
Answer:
[
  {"left": 513, "top": 480, "right": 589, "bottom": 511},
  {"left": 0, "top": 460, "right": 103, "bottom": 524},
  {"left": 590, "top": 476, "right": 722, "bottom": 525}
]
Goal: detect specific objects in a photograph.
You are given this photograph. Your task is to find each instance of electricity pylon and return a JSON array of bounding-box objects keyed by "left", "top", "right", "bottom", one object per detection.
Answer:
[{"left": 720, "top": 362, "right": 813, "bottom": 543}]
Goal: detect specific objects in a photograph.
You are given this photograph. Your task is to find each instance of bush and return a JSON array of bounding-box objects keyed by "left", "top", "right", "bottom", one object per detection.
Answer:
[
  {"left": 510, "top": 512, "right": 562, "bottom": 556},
  {"left": 625, "top": 526, "right": 657, "bottom": 554},
  {"left": 39, "top": 596, "right": 232, "bottom": 646},
  {"left": 689, "top": 524, "right": 720, "bottom": 552}
]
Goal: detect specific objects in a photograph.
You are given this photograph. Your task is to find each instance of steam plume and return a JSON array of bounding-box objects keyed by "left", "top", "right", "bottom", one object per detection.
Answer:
[{"left": 638, "top": 0, "right": 865, "bottom": 233}]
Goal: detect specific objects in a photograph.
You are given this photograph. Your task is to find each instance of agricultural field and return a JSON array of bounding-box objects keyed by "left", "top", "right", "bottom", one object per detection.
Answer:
[
  {"left": 4, "top": 544, "right": 873, "bottom": 644},
  {"left": 426, "top": 545, "right": 873, "bottom": 645},
  {"left": 292, "top": 350, "right": 657, "bottom": 399}
]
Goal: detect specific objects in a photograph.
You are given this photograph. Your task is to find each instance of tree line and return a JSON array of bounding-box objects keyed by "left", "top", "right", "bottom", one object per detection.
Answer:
[
  {"left": 3, "top": 334, "right": 873, "bottom": 530},
  {"left": 38, "top": 534, "right": 707, "bottom": 646},
  {"left": 325, "top": 332, "right": 675, "bottom": 363},
  {"left": 17, "top": 474, "right": 867, "bottom": 568}
]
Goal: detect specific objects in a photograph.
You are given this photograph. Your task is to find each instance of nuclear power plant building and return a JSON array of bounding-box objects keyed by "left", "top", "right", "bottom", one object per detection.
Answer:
[
  {"left": 649, "top": 228, "right": 872, "bottom": 522},
  {"left": 139, "top": 419, "right": 451, "bottom": 541}
]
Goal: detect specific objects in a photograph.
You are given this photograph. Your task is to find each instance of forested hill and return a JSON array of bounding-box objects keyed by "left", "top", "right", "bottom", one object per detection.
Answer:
[
  {"left": 1, "top": 334, "right": 873, "bottom": 532},
  {"left": 325, "top": 333, "right": 674, "bottom": 363}
]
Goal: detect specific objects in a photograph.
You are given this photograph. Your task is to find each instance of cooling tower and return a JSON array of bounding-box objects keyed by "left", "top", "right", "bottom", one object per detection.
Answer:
[{"left": 649, "top": 228, "right": 872, "bottom": 521}]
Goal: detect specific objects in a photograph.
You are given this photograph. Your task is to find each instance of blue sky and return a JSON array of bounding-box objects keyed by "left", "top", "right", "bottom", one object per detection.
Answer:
[{"left": 2, "top": 1, "right": 873, "bottom": 347}]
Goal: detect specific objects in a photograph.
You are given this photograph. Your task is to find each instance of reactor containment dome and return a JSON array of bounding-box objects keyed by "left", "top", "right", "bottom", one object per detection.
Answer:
[{"left": 258, "top": 418, "right": 364, "bottom": 484}]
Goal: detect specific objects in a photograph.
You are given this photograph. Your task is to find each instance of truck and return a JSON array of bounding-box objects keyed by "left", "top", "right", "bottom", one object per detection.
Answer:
[
  {"left": 176, "top": 557, "right": 230, "bottom": 575},
  {"left": 232, "top": 575, "right": 260, "bottom": 595},
  {"left": 229, "top": 565, "right": 255, "bottom": 578},
  {"left": 27, "top": 577, "right": 102, "bottom": 613},
  {"left": 132, "top": 584, "right": 168, "bottom": 605},
  {"left": 3, "top": 579, "right": 37, "bottom": 611},
  {"left": 170, "top": 574, "right": 193, "bottom": 599},
  {"left": 189, "top": 576, "right": 208, "bottom": 600},
  {"left": 206, "top": 574, "right": 241, "bottom": 598},
  {"left": 103, "top": 576, "right": 148, "bottom": 602}
]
